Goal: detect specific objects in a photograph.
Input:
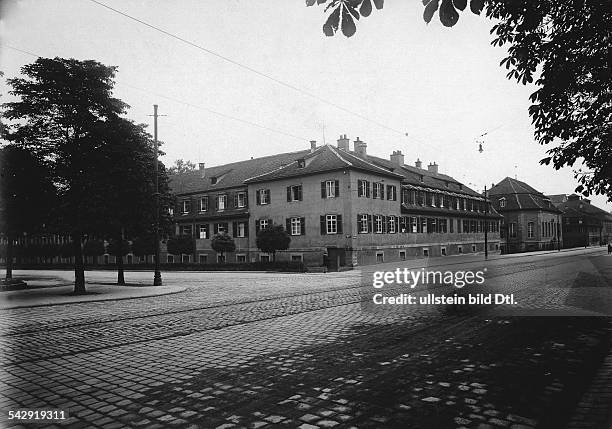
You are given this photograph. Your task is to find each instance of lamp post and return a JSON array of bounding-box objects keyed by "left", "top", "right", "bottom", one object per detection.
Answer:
[
  {"left": 484, "top": 185, "right": 488, "bottom": 260},
  {"left": 153, "top": 104, "right": 162, "bottom": 286}
]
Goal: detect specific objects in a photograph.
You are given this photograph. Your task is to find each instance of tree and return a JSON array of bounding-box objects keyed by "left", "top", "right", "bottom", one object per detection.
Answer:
[
  {"left": 256, "top": 225, "right": 291, "bottom": 262},
  {"left": 132, "top": 235, "right": 156, "bottom": 260},
  {"left": 83, "top": 239, "right": 105, "bottom": 265},
  {"left": 210, "top": 233, "right": 236, "bottom": 263},
  {"left": 0, "top": 146, "right": 56, "bottom": 281},
  {"left": 167, "top": 235, "right": 196, "bottom": 258},
  {"left": 107, "top": 239, "right": 130, "bottom": 285},
  {"left": 308, "top": 0, "right": 612, "bottom": 200},
  {"left": 2, "top": 57, "right": 128, "bottom": 293},
  {"left": 168, "top": 159, "right": 197, "bottom": 175}
]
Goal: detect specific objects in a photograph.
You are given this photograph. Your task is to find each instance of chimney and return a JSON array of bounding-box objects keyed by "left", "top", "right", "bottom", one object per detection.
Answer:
[
  {"left": 390, "top": 150, "right": 404, "bottom": 166},
  {"left": 354, "top": 137, "right": 367, "bottom": 157},
  {"left": 415, "top": 158, "right": 422, "bottom": 169},
  {"left": 310, "top": 140, "right": 317, "bottom": 152},
  {"left": 427, "top": 162, "right": 438, "bottom": 174},
  {"left": 198, "top": 162, "right": 205, "bottom": 178},
  {"left": 337, "top": 134, "right": 349, "bottom": 151}
]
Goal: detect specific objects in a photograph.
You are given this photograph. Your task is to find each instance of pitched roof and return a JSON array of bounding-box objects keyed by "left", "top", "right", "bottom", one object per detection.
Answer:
[
  {"left": 169, "top": 148, "right": 312, "bottom": 195},
  {"left": 488, "top": 177, "right": 561, "bottom": 213},
  {"left": 244, "top": 145, "right": 404, "bottom": 183},
  {"left": 546, "top": 194, "right": 568, "bottom": 204},
  {"left": 556, "top": 195, "right": 612, "bottom": 221}
]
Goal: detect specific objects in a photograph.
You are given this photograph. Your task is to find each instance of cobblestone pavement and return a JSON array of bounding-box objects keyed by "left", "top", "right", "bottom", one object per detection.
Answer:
[{"left": 1, "top": 248, "right": 610, "bottom": 429}]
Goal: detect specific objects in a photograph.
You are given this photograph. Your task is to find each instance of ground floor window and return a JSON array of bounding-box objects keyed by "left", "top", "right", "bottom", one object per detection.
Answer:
[
  {"left": 291, "top": 254, "right": 303, "bottom": 262},
  {"left": 458, "top": 246, "right": 463, "bottom": 254},
  {"left": 182, "top": 254, "right": 190, "bottom": 263},
  {"left": 236, "top": 254, "right": 247, "bottom": 263},
  {"left": 167, "top": 255, "right": 174, "bottom": 263},
  {"left": 217, "top": 254, "right": 225, "bottom": 263},
  {"left": 260, "top": 254, "right": 271, "bottom": 262},
  {"left": 127, "top": 254, "right": 133, "bottom": 264},
  {"left": 423, "top": 248, "right": 429, "bottom": 257},
  {"left": 376, "top": 252, "right": 384, "bottom": 263},
  {"left": 199, "top": 254, "right": 207, "bottom": 264},
  {"left": 399, "top": 250, "right": 406, "bottom": 260},
  {"left": 472, "top": 245, "right": 477, "bottom": 252},
  {"left": 441, "top": 247, "right": 446, "bottom": 256}
]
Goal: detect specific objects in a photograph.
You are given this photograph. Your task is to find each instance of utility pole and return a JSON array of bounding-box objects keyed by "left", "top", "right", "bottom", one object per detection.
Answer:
[
  {"left": 153, "top": 104, "right": 162, "bottom": 286},
  {"left": 484, "top": 185, "right": 488, "bottom": 260}
]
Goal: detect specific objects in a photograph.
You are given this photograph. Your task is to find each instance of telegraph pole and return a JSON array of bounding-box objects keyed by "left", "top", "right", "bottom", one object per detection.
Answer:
[
  {"left": 484, "top": 185, "right": 489, "bottom": 260},
  {"left": 153, "top": 105, "right": 162, "bottom": 286}
]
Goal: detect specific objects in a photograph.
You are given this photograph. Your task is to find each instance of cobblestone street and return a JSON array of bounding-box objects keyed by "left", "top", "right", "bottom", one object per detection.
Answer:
[{"left": 1, "top": 248, "right": 611, "bottom": 428}]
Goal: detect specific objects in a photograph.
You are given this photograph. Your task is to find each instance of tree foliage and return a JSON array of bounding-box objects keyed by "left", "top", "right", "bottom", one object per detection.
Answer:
[
  {"left": 255, "top": 225, "right": 291, "bottom": 261},
  {"left": 308, "top": 0, "right": 612, "bottom": 200},
  {"left": 210, "top": 233, "right": 236, "bottom": 260},
  {"left": 83, "top": 240, "right": 105, "bottom": 257},
  {"left": 132, "top": 235, "right": 156, "bottom": 257},
  {"left": 167, "top": 235, "right": 195, "bottom": 256},
  {"left": 168, "top": 159, "right": 197, "bottom": 175}
]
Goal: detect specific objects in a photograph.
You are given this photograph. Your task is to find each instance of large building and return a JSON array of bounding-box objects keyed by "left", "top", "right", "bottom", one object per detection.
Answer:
[
  {"left": 548, "top": 194, "right": 612, "bottom": 247},
  {"left": 489, "top": 177, "right": 563, "bottom": 253},
  {"left": 169, "top": 136, "right": 502, "bottom": 268}
]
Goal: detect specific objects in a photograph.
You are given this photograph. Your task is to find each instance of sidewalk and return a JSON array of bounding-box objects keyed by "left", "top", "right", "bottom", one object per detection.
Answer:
[{"left": 0, "top": 280, "right": 186, "bottom": 309}]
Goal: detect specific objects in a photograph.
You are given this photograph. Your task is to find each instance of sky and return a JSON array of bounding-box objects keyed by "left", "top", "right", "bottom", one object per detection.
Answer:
[{"left": 1, "top": 0, "right": 610, "bottom": 211}]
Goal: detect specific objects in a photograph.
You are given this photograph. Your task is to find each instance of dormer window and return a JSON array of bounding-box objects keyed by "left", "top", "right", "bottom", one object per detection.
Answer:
[
  {"left": 210, "top": 177, "right": 217, "bottom": 184},
  {"left": 419, "top": 175, "right": 424, "bottom": 183},
  {"left": 297, "top": 159, "right": 305, "bottom": 168},
  {"left": 499, "top": 197, "right": 506, "bottom": 208}
]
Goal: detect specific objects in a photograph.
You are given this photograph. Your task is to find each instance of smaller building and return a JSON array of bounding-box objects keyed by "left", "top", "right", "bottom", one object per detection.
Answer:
[
  {"left": 548, "top": 194, "right": 612, "bottom": 248},
  {"left": 489, "top": 177, "right": 563, "bottom": 253}
]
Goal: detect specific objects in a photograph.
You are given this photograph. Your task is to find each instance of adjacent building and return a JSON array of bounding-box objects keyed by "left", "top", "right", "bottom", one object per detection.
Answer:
[
  {"left": 489, "top": 177, "right": 563, "bottom": 253},
  {"left": 548, "top": 194, "right": 612, "bottom": 247},
  {"left": 169, "top": 136, "right": 502, "bottom": 268}
]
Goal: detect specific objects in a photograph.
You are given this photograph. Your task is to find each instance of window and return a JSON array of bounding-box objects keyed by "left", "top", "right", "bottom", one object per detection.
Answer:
[
  {"left": 256, "top": 189, "right": 270, "bottom": 205},
  {"left": 386, "top": 185, "right": 397, "bottom": 201},
  {"left": 297, "top": 159, "right": 305, "bottom": 168},
  {"left": 235, "top": 192, "right": 247, "bottom": 208},
  {"left": 441, "top": 247, "right": 447, "bottom": 256},
  {"left": 388, "top": 216, "right": 396, "bottom": 233},
  {"left": 472, "top": 245, "right": 476, "bottom": 252},
  {"left": 182, "top": 254, "right": 190, "bottom": 263},
  {"left": 290, "top": 217, "right": 303, "bottom": 236},
  {"left": 326, "top": 214, "right": 337, "bottom": 234},
  {"left": 399, "top": 250, "right": 406, "bottom": 260},
  {"left": 167, "top": 255, "right": 174, "bottom": 263},
  {"left": 215, "top": 223, "right": 228, "bottom": 234},
  {"left": 287, "top": 185, "right": 303, "bottom": 202},
  {"left": 458, "top": 246, "right": 463, "bottom": 254},
  {"left": 127, "top": 254, "right": 133, "bottom": 264},
  {"left": 260, "top": 254, "right": 271, "bottom": 262},
  {"left": 431, "top": 193, "right": 436, "bottom": 207},
  {"left": 499, "top": 198, "right": 506, "bottom": 208},
  {"left": 259, "top": 219, "right": 269, "bottom": 230},
  {"left": 510, "top": 222, "right": 517, "bottom": 238},
  {"left": 198, "top": 224, "right": 209, "bottom": 239},
  {"left": 359, "top": 214, "right": 369, "bottom": 233},
  {"left": 375, "top": 215, "right": 384, "bottom": 234},
  {"left": 291, "top": 254, "right": 303, "bottom": 262},
  {"left": 180, "top": 225, "right": 193, "bottom": 236},
  {"left": 528, "top": 222, "right": 534, "bottom": 238},
  {"left": 217, "top": 194, "right": 227, "bottom": 211},
  {"left": 322, "top": 180, "right": 339, "bottom": 198},
  {"left": 373, "top": 182, "right": 384, "bottom": 199},
  {"left": 199, "top": 254, "right": 207, "bottom": 264},
  {"left": 376, "top": 252, "right": 384, "bottom": 263},
  {"left": 358, "top": 180, "right": 370, "bottom": 197},
  {"left": 236, "top": 254, "right": 247, "bottom": 263},
  {"left": 412, "top": 217, "right": 418, "bottom": 233},
  {"left": 181, "top": 200, "right": 191, "bottom": 214},
  {"left": 236, "top": 222, "right": 246, "bottom": 238},
  {"left": 199, "top": 197, "right": 208, "bottom": 212},
  {"left": 423, "top": 248, "right": 429, "bottom": 257},
  {"left": 217, "top": 254, "right": 225, "bottom": 263}
]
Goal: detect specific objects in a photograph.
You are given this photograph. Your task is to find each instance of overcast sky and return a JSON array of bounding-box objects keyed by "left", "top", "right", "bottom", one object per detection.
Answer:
[{"left": 2, "top": 0, "right": 610, "bottom": 210}]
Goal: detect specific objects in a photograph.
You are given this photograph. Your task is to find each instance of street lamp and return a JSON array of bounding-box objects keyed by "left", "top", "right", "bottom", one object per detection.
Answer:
[{"left": 153, "top": 104, "right": 162, "bottom": 286}]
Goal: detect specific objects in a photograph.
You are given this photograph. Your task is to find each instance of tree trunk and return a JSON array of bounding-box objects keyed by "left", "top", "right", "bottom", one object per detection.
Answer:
[
  {"left": 5, "top": 234, "right": 13, "bottom": 281},
  {"left": 73, "top": 232, "right": 86, "bottom": 294}
]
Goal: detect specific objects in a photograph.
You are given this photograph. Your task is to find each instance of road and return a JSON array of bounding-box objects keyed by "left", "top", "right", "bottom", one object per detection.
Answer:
[{"left": 1, "top": 248, "right": 611, "bottom": 429}]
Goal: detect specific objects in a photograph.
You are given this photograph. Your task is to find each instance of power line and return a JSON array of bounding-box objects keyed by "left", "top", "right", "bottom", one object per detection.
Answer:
[
  {"left": 87, "top": 0, "right": 409, "bottom": 137},
  {"left": 2, "top": 44, "right": 309, "bottom": 143}
]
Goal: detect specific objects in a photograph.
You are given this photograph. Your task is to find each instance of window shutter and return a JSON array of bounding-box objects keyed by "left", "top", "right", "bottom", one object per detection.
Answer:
[
  {"left": 368, "top": 214, "right": 373, "bottom": 233},
  {"left": 255, "top": 220, "right": 260, "bottom": 234},
  {"left": 380, "top": 185, "right": 385, "bottom": 200},
  {"left": 335, "top": 180, "right": 340, "bottom": 197},
  {"left": 286, "top": 218, "right": 291, "bottom": 232},
  {"left": 337, "top": 215, "right": 343, "bottom": 234},
  {"left": 320, "top": 215, "right": 326, "bottom": 235},
  {"left": 300, "top": 217, "right": 306, "bottom": 235},
  {"left": 298, "top": 186, "right": 303, "bottom": 201},
  {"left": 234, "top": 193, "right": 238, "bottom": 208},
  {"left": 395, "top": 217, "right": 399, "bottom": 233},
  {"left": 383, "top": 216, "right": 388, "bottom": 233},
  {"left": 232, "top": 222, "right": 237, "bottom": 238},
  {"left": 256, "top": 190, "right": 261, "bottom": 205},
  {"left": 244, "top": 193, "right": 248, "bottom": 208},
  {"left": 215, "top": 196, "right": 218, "bottom": 211},
  {"left": 287, "top": 186, "right": 291, "bottom": 202},
  {"left": 267, "top": 189, "right": 271, "bottom": 203},
  {"left": 358, "top": 180, "right": 363, "bottom": 197},
  {"left": 357, "top": 214, "right": 361, "bottom": 232},
  {"left": 321, "top": 182, "right": 326, "bottom": 198},
  {"left": 366, "top": 181, "right": 371, "bottom": 198}
]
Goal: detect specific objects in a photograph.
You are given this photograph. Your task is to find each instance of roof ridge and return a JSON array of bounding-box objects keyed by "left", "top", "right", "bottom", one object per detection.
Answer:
[
  {"left": 243, "top": 145, "right": 326, "bottom": 182},
  {"left": 327, "top": 145, "right": 353, "bottom": 167}
]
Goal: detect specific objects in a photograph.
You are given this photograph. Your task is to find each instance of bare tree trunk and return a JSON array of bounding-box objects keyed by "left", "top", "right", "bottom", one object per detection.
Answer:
[
  {"left": 117, "top": 229, "right": 125, "bottom": 285},
  {"left": 5, "top": 234, "right": 13, "bottom": 281},
  {"left": 73, "top": 232, "right": 86, "bottom": 294}
]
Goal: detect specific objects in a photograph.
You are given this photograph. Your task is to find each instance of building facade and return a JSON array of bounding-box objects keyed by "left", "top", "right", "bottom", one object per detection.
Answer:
[
  {"left": 489, "top": 177, "right": 563, "bottom": 253},
  {"left": 169, "top": 136, "right": 502, "bottom": 268}
]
